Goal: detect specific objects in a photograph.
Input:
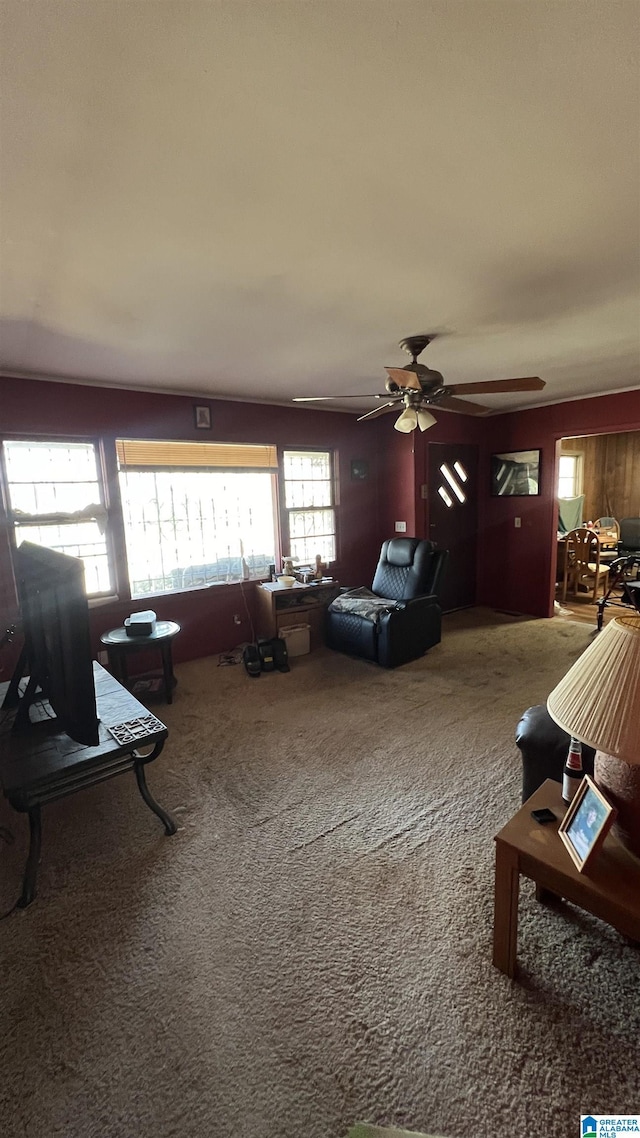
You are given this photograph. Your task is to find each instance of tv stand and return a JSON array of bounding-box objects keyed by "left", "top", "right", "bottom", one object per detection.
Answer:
[{"left": 0, "top": 662, "right": 176, "bottom": 909}]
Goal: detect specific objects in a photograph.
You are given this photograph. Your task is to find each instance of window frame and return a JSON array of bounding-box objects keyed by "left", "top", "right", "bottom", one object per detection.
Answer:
[
  {"left": 558, "top": 451, "right": 583, "bottom": 499},
  {"left": 0, "top": 435, "right": 340, "bottom": 605},
  {"left": 115, "top": 438, "right": 281, "bottom": 600},
  {"left": 0, "top": 433, "right": 120, "bottom": 602},
  {"left": 279, "top": 447, "right": 338, "bottom": 566}
]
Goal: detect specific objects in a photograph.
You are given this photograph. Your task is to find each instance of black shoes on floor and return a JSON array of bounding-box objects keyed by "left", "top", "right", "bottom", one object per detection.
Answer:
[{"left": 243, "top": 638, "right": 290, "bottom": 677}]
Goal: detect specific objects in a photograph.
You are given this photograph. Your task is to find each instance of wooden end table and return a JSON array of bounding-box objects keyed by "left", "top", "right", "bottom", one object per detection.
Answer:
[
  {"left": 493, "top": 779, "right": 640, "bottom": 978},
  {"left": 100, "top": 620, "right": 180, "bottom": 704}
]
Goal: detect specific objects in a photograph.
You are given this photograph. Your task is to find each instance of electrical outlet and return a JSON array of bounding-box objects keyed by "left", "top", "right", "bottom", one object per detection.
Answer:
[
  {"left": 420, "top": 484, "right": 428, "bottom": 500},
  {"left": 233, "top": 614, "right": 242, "bottom": 625},
  {"left": 395, "top": 521, "right": 407, "bottom": 533},
  {"left": 97, "top": 650, "right": 108, "bottom": 666},
  {"left": 514, "top": 517, "right": 521, "bottom": 528}
]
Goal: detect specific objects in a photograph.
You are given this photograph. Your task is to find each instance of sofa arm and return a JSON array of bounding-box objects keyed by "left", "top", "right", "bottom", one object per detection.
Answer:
[
  {"left": 515, "top": 704, "right": 595, "bottom": 803},
  {"left": 392, "top": 593, "right": 439, "bottom": 613}
]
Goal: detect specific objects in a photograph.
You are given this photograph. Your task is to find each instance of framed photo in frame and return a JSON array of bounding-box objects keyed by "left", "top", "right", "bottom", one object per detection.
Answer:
[
  {"left": 490, "top": 449, "right": 541, "bottom": 496},
  {"left": 194, "top": 405, "right": 211, "bottom": 430},
  {"left": 558, "top": 775, "right": 617, "bottom": 872}
]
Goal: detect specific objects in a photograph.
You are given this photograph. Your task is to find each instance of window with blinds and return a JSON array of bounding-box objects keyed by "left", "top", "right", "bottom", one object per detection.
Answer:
[{"left": 116, "top": 439, "right": 279, "bottom": 598}]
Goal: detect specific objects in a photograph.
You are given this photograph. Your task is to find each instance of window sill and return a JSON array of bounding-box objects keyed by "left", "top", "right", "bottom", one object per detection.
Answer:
[
  {"left": 128, "top": 578, "right": 268, "bottom": 605},
  {"left": 88, "top": 594, "right": 121, "bottom": 608}
]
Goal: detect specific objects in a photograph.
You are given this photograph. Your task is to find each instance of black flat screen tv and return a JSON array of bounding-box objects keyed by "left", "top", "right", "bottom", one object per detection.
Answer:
[{"left": 5, "top": 542, "right": 99, "bottom": 746}]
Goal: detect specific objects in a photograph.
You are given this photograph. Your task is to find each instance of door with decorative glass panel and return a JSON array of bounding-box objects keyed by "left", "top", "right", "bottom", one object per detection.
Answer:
[{"left": 427, "top": 443, "right": 478, "bottom": 612}]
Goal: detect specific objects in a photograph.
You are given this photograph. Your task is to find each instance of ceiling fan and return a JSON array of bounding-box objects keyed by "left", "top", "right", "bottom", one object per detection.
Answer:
[{"left": 293, "top": 335, "right": 545, "bottom": 433}]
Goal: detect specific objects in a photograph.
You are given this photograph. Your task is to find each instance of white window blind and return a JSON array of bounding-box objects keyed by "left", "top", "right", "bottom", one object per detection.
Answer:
[{"left": 116, "top": 440, "right": 278, "bottom": 470}]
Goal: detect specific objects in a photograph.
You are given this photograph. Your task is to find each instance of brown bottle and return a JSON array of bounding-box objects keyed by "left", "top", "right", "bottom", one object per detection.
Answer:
[{"left": 562, "top": 737, "right": 584, "bottom": 804}]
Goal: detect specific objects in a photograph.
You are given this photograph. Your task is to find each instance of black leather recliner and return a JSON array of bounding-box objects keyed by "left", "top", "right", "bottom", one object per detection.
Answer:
[{"left": 325, "top": 537, "right": 448, "bottom": 668}]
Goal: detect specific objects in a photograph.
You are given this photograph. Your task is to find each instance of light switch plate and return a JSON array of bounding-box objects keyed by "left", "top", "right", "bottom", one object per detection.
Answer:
[
  {"left": 515, "top": 517, "right": 522, "bottom": 528},
  {"left": 395, "top": 521, "right": 407, "bottom": 532}
]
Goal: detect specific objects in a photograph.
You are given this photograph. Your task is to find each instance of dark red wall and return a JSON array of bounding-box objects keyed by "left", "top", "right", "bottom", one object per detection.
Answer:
[
  {"left": 376, "top": 389, "right": 640, "bottom": 619},
  {"left": 377, "top": 412, "right": 485, "bottom": 540},
  {"left": 478, "top": 390, "right": 640, "bottom": 617},
  {"left": 0, "top": 376, "right": 384, "bottom": 671},
  {"left": 1, "top": 375, "right": 638, "bottom": 677}
]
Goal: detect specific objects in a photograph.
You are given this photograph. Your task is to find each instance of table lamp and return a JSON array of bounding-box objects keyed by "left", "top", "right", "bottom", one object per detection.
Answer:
[{"left": 547, "top": 614, "right": 640, "bottom": 858}]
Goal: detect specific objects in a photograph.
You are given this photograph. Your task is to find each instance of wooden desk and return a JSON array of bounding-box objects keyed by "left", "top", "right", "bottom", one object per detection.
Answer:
[
  {"left": 0, "top": 662, "right": 177, "bottom": 908},
  {"left": 493, "top": 780, "right": 640, "bottom": 978},
  {"left": 255, "top": 580, "right": 341, "bottom": 649}
]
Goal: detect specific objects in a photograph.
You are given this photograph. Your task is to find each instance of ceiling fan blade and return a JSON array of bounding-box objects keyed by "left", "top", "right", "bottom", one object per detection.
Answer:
[
  {"left": 436, "top": 395, "right": 490, "bottom": 415},
  {"left": 448, "top": 376, "right": 545, "bottom": 396},
  {"left": 385, "top": 367, "right": 422, "bottom": 392},
  {"left": 293, "top": 394, "right": 385, "bottom": 402},
  {"left": 357, "top": 401, "right": 401, "bottom": 422}
]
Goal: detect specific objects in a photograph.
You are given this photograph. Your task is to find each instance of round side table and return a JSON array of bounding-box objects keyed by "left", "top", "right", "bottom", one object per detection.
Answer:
[{"left": 100, "top": 620, "right": 181, "bottom": 704}]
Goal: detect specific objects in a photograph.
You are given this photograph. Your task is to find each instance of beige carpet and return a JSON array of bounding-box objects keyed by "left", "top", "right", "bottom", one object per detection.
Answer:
[
  {"left": 348, "top": 1125, "right": 444, "bottom": 1138},
  {"left": 348, "top": 1126, "right": 445, "bottom": 1138},
  {"left": 1, "top": 608, "right": 639, "bottom": 1138}
]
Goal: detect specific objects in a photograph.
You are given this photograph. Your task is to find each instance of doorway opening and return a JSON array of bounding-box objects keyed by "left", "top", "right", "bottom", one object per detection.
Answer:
[{"left": 554, "top": 429, "right": 640, "bottom": 629}]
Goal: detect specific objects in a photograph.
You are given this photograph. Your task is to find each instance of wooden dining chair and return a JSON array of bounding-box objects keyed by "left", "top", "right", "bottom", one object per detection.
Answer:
[
  {"left": 594, "top": 517, "right": 620, "bottom": 541},
  {"left": 561, "top": 527, "right": 609, "bottom": 603},
  {"left": 593, "top": 518, "right": 621, "bottom": 564}
]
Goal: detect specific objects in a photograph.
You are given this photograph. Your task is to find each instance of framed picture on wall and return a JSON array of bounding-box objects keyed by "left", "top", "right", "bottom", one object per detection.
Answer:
[
  {"left": 194, "top": 405, "right": 211, "bottom": 430},
  {"left": 350, "top": 459, "right": 369, "bottom": 481},
  {"left": 490, "top": 449, "right": 541, "bottom": 497}
]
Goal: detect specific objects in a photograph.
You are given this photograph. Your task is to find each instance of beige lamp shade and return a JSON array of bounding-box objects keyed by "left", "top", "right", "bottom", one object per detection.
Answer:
[{"left": 547, "top": 614, "right": 640, "bottom": 764}]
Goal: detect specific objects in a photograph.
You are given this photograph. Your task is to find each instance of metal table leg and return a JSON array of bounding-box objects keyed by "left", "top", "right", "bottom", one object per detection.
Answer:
[{"left": 134, "top": 761, "right": 177, "bottom": 835}]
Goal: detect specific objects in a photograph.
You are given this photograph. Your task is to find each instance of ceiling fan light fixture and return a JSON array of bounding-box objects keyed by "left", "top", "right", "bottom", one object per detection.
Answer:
[
  {"left": 417, "top": 408, "right": 437, "bottom": 432},
  {"left": 394, "top": 408, "right": 418, "bottom": 433}
]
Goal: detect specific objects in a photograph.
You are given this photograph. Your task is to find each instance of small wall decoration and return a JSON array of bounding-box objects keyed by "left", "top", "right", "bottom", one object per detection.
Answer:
[
  {"left": 194, "top": 405, "right": 211, "bottom": 430},
  {"left": 558, "top": 774, "right": 617, "bottom": 872},
  {"left": 490, "top": 449, "right": 541, "bottom": 496},
  {"left": 350, "top": 459, "right": 369, "bottom": 481}
]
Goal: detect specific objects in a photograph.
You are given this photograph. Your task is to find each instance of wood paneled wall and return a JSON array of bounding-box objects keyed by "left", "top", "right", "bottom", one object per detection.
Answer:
[{"left": 562, "top": 430, "right": 640, "bottom": 523}]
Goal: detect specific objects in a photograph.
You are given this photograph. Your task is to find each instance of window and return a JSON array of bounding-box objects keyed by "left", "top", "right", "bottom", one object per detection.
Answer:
[
  {"left": 282, "top": 450, "right": 336, "bottom": 563},
  {"left": 558, "top": 453, "right": 582, "bottom": 498},
  {"left": 437, "top": 461, "right": 468, "bottom": 508},
  {"left": 2, "top": 439, "right": 112, "bottom": 595},
  {"left": 116, "top": 440, "right": 279, "bottom": 598}
]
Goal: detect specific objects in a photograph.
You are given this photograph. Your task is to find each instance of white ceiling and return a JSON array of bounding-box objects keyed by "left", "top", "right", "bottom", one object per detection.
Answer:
[{"left": 1, "top": 0, "right": 639, "bottom": 414}]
